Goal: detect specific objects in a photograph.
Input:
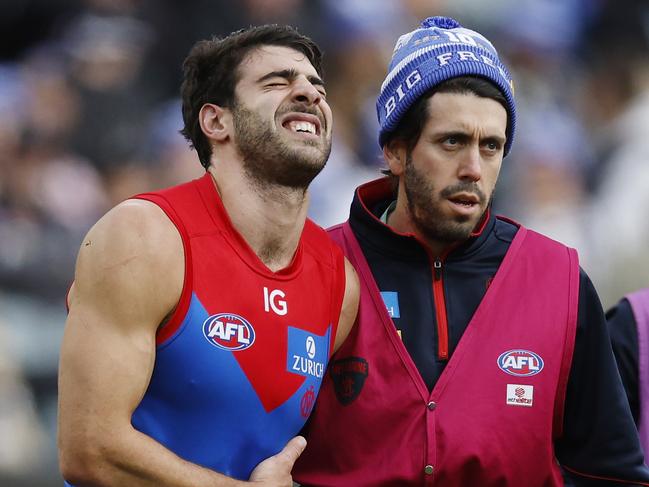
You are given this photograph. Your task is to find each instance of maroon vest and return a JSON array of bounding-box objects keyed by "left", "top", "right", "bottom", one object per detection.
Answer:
[
  {"left": 627, "top": 288, "right": 649, "bottom": 454},
  {"left": 294, "top": 220, "right": 579, "bottom": 486}
]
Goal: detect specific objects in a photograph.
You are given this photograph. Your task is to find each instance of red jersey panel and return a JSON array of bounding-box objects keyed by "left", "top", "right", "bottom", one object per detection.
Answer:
[{"left": 127, "top": 173, "right": 346, "bottom": 479}]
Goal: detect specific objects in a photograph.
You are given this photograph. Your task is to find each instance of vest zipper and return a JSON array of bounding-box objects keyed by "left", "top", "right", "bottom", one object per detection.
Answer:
[{"left": 432, "top": 257, "right": 449, "bottom": 360}]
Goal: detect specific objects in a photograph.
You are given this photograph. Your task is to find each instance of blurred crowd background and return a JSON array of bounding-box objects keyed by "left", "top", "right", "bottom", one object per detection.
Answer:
[{"left": 0, "top": 0, "right": 648, "bottom": 484}]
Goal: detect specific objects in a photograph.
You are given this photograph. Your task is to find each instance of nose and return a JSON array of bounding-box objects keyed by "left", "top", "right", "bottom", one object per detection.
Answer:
[
  {"left": 457, "top": 146, "right": 482, "bottom": 182},
  {"left": 292, "top": 76, "right": 322, "bottom": 105}
]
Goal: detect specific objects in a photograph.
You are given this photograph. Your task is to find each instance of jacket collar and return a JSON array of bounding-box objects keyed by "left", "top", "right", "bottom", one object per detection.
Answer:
[{"left": 349, "top": 177, "right": 495, "bottom": 261}]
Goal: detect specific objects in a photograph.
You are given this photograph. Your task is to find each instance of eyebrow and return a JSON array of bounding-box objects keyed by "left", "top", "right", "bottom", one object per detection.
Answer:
[
  {"left": 435, "top": 130, "right": 506, "bottom": 145},
  {"left": 256, "top": 69, "right": 324, "bottom": 88}
]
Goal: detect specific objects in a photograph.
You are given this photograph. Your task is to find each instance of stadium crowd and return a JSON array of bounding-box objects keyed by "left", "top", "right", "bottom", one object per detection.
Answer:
[{"left": 0, "top": 0, "right": 647, "bottom": 484}]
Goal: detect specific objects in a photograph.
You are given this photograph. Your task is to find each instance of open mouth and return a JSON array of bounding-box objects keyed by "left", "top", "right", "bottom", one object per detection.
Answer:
[
  {"left": 280, "top": 113, "right": 322, "bottom": 137},
  {"left": 449, "top": 198, "right": 477, "bottom": 207},
  {"left": 447, "top": 193, "right": 480, "bottom": 211},
  {"left": 285, "top": 120, "right": 317, "bottom": 135}
]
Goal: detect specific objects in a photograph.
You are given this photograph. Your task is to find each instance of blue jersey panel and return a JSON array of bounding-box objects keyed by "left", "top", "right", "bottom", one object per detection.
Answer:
[{"left": 130, "top": 293, "right": 327, "bottom": 480}]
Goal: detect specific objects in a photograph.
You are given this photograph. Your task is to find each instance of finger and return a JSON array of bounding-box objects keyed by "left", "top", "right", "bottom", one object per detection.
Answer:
[{"left": 276, "top": 435, "right": 307, "bottom": 468}]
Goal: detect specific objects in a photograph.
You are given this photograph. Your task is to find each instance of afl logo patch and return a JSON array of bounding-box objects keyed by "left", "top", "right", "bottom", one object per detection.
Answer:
[
  {"left": 497, "top": 349, "right": 544, "bottom": 377},
  {"left": 203, "top": 313, "right": 255, "bottom": 351}
]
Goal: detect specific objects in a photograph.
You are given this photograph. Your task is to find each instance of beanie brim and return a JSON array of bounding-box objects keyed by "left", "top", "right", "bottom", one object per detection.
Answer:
[{"left": 376, "top": 17, "right": 517, "bottom": 156}]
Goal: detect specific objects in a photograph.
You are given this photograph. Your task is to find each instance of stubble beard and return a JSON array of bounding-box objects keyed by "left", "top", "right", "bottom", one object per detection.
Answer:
[
  {"left": 232, "top": 102, "right": 331, "bottom": 191},
  {"left": 403, "top": 154, "right": 491, "bottom": 245}
]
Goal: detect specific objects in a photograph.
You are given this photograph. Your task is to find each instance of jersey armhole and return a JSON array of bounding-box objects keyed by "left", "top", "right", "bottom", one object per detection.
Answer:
[{"left": 132, "top": 194, "right": 193, "bottom": 346}]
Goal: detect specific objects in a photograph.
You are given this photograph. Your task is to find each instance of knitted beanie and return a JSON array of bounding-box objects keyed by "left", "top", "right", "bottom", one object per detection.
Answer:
[{"left": 377, "top": 16, "right": 516, "bottom": 155}]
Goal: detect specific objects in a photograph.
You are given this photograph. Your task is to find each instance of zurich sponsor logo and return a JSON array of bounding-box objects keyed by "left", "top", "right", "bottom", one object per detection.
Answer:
[
  {"left": 497, "top": 349, "right": 544, "bottom": 377},
  {"left": 203, "top": 313, "right": 255, "bottom": 351},
  {"left": 287, "top": 326, "right": 329, "bottom": 379}
]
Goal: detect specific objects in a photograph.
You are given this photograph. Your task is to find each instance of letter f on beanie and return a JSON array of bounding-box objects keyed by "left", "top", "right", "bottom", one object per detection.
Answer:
[{"left": 377, "top": 16, "right": 517, "bottom": 155}]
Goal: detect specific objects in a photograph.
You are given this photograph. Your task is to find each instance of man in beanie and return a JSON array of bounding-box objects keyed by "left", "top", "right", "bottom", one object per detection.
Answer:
[{"left": 293, "top": 17, "right": 649, "bottom": 486}]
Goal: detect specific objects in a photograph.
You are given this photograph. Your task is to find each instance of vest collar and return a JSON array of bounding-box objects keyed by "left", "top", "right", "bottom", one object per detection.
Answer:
[{"left": 349, "top": 177, "right": 495, "bottom": 261}]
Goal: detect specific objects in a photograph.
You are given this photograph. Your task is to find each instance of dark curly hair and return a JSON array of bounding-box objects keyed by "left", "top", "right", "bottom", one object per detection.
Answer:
[{"left": 180, "top": 24, "right": 323, "bottom": 169}]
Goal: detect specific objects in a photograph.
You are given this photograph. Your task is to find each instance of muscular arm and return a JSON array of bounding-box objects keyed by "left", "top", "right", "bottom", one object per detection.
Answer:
[
  {"left": 58, "top": 200, "right": 303, "bottom": 487},
  {"left": 332, "top": 258, "right": 360, "bottom": 352}
]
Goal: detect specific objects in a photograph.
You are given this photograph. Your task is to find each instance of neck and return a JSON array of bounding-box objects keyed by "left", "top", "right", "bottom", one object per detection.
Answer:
[
  {"left": 208, "top": 164, "right": 309, "bottom": 272},
  {"left": 386, "top": 206, "right": 452, "bottom": 258},
  {"left": 386, "top": 200, "right": 490, "bottom": 258}
]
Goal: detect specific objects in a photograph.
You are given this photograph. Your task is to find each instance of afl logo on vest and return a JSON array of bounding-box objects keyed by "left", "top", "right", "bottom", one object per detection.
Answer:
[
  {"left": 202, "top": 313, "right": 256, "bottom": 351},
  {"left": 497, "top": 349, "right": 544, "bottom": 377}
]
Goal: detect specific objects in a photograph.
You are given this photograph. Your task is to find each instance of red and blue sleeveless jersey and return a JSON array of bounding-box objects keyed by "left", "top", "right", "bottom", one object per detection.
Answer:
[{"left": 128, "top": 173, "right": 346, "bottom": 479}]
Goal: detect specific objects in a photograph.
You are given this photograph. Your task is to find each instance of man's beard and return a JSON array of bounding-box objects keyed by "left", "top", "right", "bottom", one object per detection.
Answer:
[
  {"left": 403, "top": 154, "right": 491, "bottom": 245},
  {"left": 231, "top": 102, "right": 331, "bottom": 190}
]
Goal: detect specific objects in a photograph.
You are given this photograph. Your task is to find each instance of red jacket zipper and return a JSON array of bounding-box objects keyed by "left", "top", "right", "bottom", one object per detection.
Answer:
[
  {"left": 426, "top": 212, "right": 490, "bottom": 360},
  {"left": 432, "top": 256, "right": 449, "bottom": 360}
]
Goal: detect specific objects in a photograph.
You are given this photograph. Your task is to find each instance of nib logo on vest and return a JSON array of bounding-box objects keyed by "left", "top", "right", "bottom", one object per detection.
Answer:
[
  {"left": 497, "top": 349, "right": 544, "bottom": 377},
  {"left": 286, "top": 326, "right": 330, "bottom": 379},
  {"left": 202, "top": 313, "right": 256, "bottom": 351},
  {"left": 329, "top": 356, "right": 369, "bottom": 405},
  {"left": 506, "top": 383, "right": 534, "bottom": 407}
]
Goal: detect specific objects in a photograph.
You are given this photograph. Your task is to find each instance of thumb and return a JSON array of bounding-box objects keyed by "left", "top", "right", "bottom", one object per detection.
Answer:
[{"left": 276, "top": 435, "right": 307, "bottom": 468}]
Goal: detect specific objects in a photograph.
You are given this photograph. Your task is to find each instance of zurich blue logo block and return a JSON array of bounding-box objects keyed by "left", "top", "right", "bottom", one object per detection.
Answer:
[{"left": 286, "top": 326, "right": 330, "bottom": 379}]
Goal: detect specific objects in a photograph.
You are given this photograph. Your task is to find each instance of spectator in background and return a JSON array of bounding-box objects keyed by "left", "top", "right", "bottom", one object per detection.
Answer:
[
  {"left": 607, "top": 288, "right": 649, "bottom": 455},
  {"left": 0, "top": 319, "right": 47, "bottom": 475},
  {"left": 581, "top": 0, "right": 649, "bottom": 305}
]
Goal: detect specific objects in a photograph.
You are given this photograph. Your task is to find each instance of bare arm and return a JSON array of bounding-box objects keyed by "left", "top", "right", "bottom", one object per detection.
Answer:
[
  {"left": 332, "top": 258, "right": 360, "bottom": 352},
  {"left": 58, "top": 200, "right": 303, "bottom": 487}
]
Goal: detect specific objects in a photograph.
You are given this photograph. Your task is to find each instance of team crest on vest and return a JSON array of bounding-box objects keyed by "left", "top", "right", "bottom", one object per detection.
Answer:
[
  {"left": 286, "top": 326, "right": 330, "bottom": 379},
  {"left": 202, "top": 313, "right": 255, "bottom": 351},
  {"left": 497, "top": 349, "right": 544, "bottom": 377},
  {"left": 329, "top": 356, "right": 369, "bottom": 405}
]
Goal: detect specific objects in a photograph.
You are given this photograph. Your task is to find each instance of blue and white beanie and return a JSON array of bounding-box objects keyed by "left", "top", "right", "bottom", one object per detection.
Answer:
[{"left": 377, "top": 16, "right": 516, "bottom": 155}]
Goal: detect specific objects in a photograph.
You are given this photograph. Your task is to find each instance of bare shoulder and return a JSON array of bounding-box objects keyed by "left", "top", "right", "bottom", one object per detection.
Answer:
[
  {"left": 333, "top": 257, "right": 360, "bottom": 352},
  {"left": 69, "top": 199, "right": 184, "bottom": 331}
]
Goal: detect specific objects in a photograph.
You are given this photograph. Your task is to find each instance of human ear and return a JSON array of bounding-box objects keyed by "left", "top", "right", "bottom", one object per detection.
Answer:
[
  {"left": 198, "top": 103, "right": 232, "bottom": 142},
  {"left": 383, "top": 139, "right": 407, "bottom": 176}
]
